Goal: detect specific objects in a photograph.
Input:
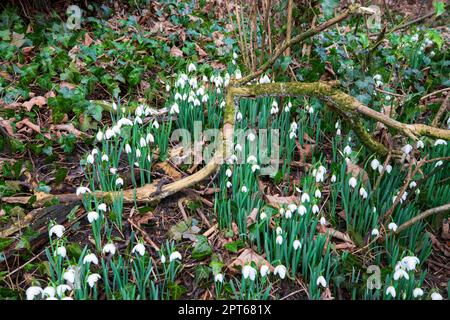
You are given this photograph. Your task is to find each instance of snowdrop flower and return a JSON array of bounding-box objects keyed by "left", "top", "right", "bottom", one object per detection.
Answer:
[
  {"left": 174, "top": 92, "right": 182, "bottom": 100},
  {"left": 434, "top": 139, "right": 447, "bottom": 146},
  {"left": 225, "top": 169, "right": 232, "bottom": 177},
  {"left": 91, "top": 148, "right": 99, "bottom": 156},
  {"left": 87, "top": 211, "right": 99, "bottom": 223},
  {"left": 125, "top": 144, "right": 132, "bottom": 154},
  {"left": 56, "top": 284, "right": 71, "bottom": 297},
  {"left": 98, "top": 203, "right": 107, "bottom": 212},
  {"left": 276, "top": 226, "right": 282, "bottom": 235},
  {"left": 320, "top": 216, "right": 327, "bottom": 225},
  {"left": 401, "top": 144, "right": 413, "bottom": 155},
  {"left": 236, "top": 112, "right": 243, "bottom": 121},
  {"left": 284, "top": 210, "right": 292, "bottom": 219},
  {"left": 349, "top": 177, "right": 357, "bottom": 188},
  {"left": 409, "top": 181, "right": 417, "bottom": 189},
  {"left": 160, "top": 255, "right": 166, "bottom": 264},
  {"left": 214, "top": 273, "right": 224, "bottom": 283},
  {"left": 373, "top": 74, "right": 383, "bottom": 87},
  {"left": 416, "top": 140, "right": 424, "bottom": 149},
  {"left": 139, "top": 137, "right": 147, "bottom": 148},
  {"left": 260, "top": 265, "right": 270, "bottom": 277},
  {"left": 336, "top": 128, "right": 341, "bottom": 136},
  {"left": 316, "top": 276, "right": 327, "bottom": 288},
  {"left": 431, "top": 292, "right": 443, "bottom": 300},
  {"left": 242, "top": 265, "right": 257, "bottom": 281},
  {"left": 235, "top": 144, "right": 242, "bottom": 152},
  {"left": 87, "top": 274, "right": 101, "bottom": 288},
  {"left": 259, "top": 74, "right": 270, "bottom": 84},
  {"left": 102, "top": 243, "right": 116, "bottom": 256},
  {"left": 288, "top": 204, "right": 297, "bottom": 213},
  {"left": 298, "top": 205, "right": 307, "bottom": 216},
  {"left": 314, "top": 189, "right": 322, "bottom": 198},
  {"left": 251, "top": 164, "right": 260, "bottom": 172},
  {"left": 43, "top": 286, "right": 56, "bottom": 298},
  {"left": 307, "top": 106, "right": 314, "bottom": 114},
  {"left": 301, "top": 193, "right": 310, "bottom": 203},
  {"left": 76, "top": 186, "right": 91, "bottom": 196},
  {"left": 289, "top": 131, "right": 297, "bottom": 139},
  {"left": 359, "top": 187, "right": 368, "bottom": 199},
  {"left": 331, "top": 175, "right": 337, "bottom": 183},
  {"left": 343, "top": 145, "right": 352, "bottom": 155},
  {"left": 401, "top": 256, "right": 420, "bottom": 271},
  {"left": 386, "top": 286, "right": 396, "bottom": 298},
  {"left": 101, "top": 154, "right": 109, "bottom": 162},
  {"left": 371, "top": 228, "right": 379, "bottom": 237},
  {"left": 393, "top": 268, "right": 409, "bottom": 280},
  {"left": 385, "top": 164, "right": 392, "bottom": 174},
  {"left": 165, "top": 84, "right": 171, "bottom": 92},
  {"left": 132, "top": 243, "right": 146, "bottom": 256},
  {"left": 412, "top": 288, "right": 424, "bottom": 298},
  {"left": 146, "top": 133, "right": 154, "bottom": 144},
  {"left": 49, "top": 225, "right": 65, "bottom": 238},
  {"left": 56, "top": 246, "right": 67, "bottom": 258},
  {"left": 370, "top": 159, "right": 380, "bottom": 170},
  {"left": 388, "top": 222, "right": 398, "bottom": 232},
  {"left": 260, "top": 211, "right": 267, "bottom": 220},
  {"left": 276, "top": 235, "right": 283, "bottom": 245},
  {"left": 312, "top": 204, "right": 320, "bottom": 214},
  {"left": 274, "top": 265, "right": 286, "bottom": 279},
  {"left": 117, "top": 118, "right": 133, "bottom": 127},
  {"left": 136, "top": 149, "right": 141, "bottom": 158},
  {"left": 152, "top": 120, "right": 159, "bottom": 129},
  {"left": 63, "top": 269, "right": 76, "bottom": 283},
  {"left": 226, "top": 181, "right": 232, "bottom": 188},
  {"left": 246, "top": 155, "right": 257, "bottom": 164},
  {"left": 293, "top": 240, "right": 301, "bottom": 250},
  {"left": 96, "top": 130, "right": 103, "bottom": 141},
  {"left": 86, "top": 154, "right": 95, "bottom": 165},
  {"left": 26, "top": 286, "right": 43, "bottom": 300},
  {"left": 170, "top": 251, "right": 182, "bottom": 262},
  {"left": 115, "top": 177, "right": 124, "bottom": 187},
  {"left": 83, "top": 253, "right": 99, "bottom": 265},
  {"left": 241, "top": 186, "right": 248, "bottom": 193},
  {"left": 188, "top": 63, "right": 196, "bottom": 73},
  {"left": 247, "top": 132, "right": 256, "bottom": 142},
  {"left": 170, "top": 102, "right": 180, "bottom": 114}
]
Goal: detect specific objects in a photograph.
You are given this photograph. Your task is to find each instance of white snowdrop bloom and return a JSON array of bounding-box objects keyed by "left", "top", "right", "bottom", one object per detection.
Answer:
[
  {"left": 373, "top": 74, "right": 383, "bottom": 87},
  {"left": 75, "top": 187, "right": 91, "bottom": 196},
  {"left": 401, "top": 144, "right": 413, "bottom": 155},
  {"left": 241, "top": 186, "right": 248, "bottom": 193},
  {"left": 276, "top": 235, "right": 283, "bottom": 245},
  {"left": 56, "top": 284, "right": 71, "bottom": 297},
  {"left": 134, "top": 116, "right": 143, "bottom": 125},
  {"left": 370, "top": 159, "right": 380, "bottom": 170},
  {"left": 435, "top": 160, "right": 443, "bottom": 168},
  {"left": 301, "top": 193, "right": 310, "bottom": 203},
  {"left": 214, "top": 273, "right": 224, "bottom": 283},
  {"left": 86, "top": 154, "right": 95, "bottom": 165},
  {"left": 229, "top": 154, "right": 238, "bottom": 164},
  {"left": 371, "top": 228, "right": 379, "bottom": 237},
  {"left": 226, "top": 181, "right": 232, "bottom": 188},
  {"left": 232, "top": 51, "right": 238, "bottom": 60},
  {"left": 242, "top": 265, "right": 257, "bottom": 281},
  {"left": 165, "top": 84, "right": 171, "bottom": 92},
  {"left": 308, "top": 106, "right": 314, "bottom": 114},
  {"left": 138, "top": 137, "right": 147, "bottom": 148},
  {"left": 260, "top": 265, "right": 270, "bottom": 277},
  {"left": 56, "top": 246, "right": 67, "bottom": 258},
  {"left": 349, "top": 177, "right": 357, "bottom": 188},
  {"left": 259, "top": 74, "right": 270, "bottom": 84},
  {"left": 169, "top": 251, "right": 182, "bottom": 262},
  {"left": 260, "top": 211, "right": 267, "bottom": 220},
  {"left": 270, "top": 105, "right": 279, "bottom": 114},
  {"left": 409, "top": 181, "right": 417, "bottom": 189},
  {"left": 401, "top": 256, "right": 420, "bottom": 271},
  {"left": 193, "top": 98, "right": 201, "bottom": 106},
  {"left": 201, "top": 95, "right": 208, "bottom": 103},
  {"left": 87, "top": 211, "right": 99, "bottom": 223},
  {"left": 359, "top": 187, "right": 368, "bottom": 199},
  {"left": 160, "top": 255, "right": 166, "bottom": 264},
  {"left": 343, "top": 145, "right": 352, "bottom": 155},
  {"left": 105, "top": 128, "right": 115, "bottom": 140},
  {"left": 145, "top": 133, "right": 154, "bottom": 144},
  {"left": 293, "top": 240, "right": 302, "bottom": 250},
  {"left": 115, "top": 177, "right": 124, "bottom": 187},
  {"left": 274, "top": 265, "right": 287, "bottom": 279},
  {"left": 101, "top": 154, "right": 109, "bottom": 162},
  {"left": 247, "top": 132, "right": 256, "bottom": 142},
  {"left": 320, "top": 216, "right": 327, "bottom": 225},
  {"left": 415, "top": 188, "right": 421, "bottom": 195},
  {"left": 182, "top": 93, "right": 188, "bottom": 101},
  {"left": 43, "top": 286, "right": 56, "bottom": 298},
  {"left": 196, "top": 87, "right": 205, "bottom": 96},
  {"left": 393, "top": 268, "right": 409, "bottom": 281},
  {"left": 434, "top": 139, "right": 447, "bottom": 146},
  {"left": 91, "top": 148, "right": 99, "bottom": 156},
  {"left": 312, "top": 204, "right": 320, "bottom": 214},
  {"left": 336, "top": 128, "right": 341, "bottom": 136},
  {"left": 63, "top": 269, "right": 76, "bottom": 283},
  {"left": 413, "top": 288, "right": 424, "bottom": 298},
  {"left": 131, "top": 243, "right": 146, "bottom": 256},
  {"left": 111, "top": 102, "right": 117, "bottom": 111},
  {"left": 235, "top": 112, "right": 243, "bottom": 121},
  {"left": 219, "top": 101, "right": 226, "bottom": 109},
  {"left": 152, "top": 120, "right": 160, "bottom": 129},
  {"left": 102, "top": 243, "right": 116, "bottom": 256},
  {"left": 247, "top": 155, "right": 257, "bottom": 164},
  {"left": 279, "top": 208, "right": 285, "bottom": 216},
  {"left": 117, "top": 118, "right": 133, "bottom": 127},
  {"left": 49, "top": 225, "right": 65, "bottom": 238},
  {"left": 187, "top": 63, "right": 196, "bottom": 73},
  {"left": 276, "top": 226, "right": 282, "bottom": 235},
  {"left": 385, "top": 164, "right": 392, "bottom": 174},
  {"left": 170, "top": 102, "right": 180, "bottom": 114},
  {"left": 388, "top": 222, "right": 398, "bottom": 232},
  {"left": 386, "top": 286, "right": 396, "bottom": 298},
  {"left": 83, "top": 253, "right": 99, "bottom": 265},
  {"left": 298, "top": 205, "right": 307, "bottom": 216},
  {"left": 331, "top": 175, "right": 337, "bottom": 183},
  {"left": 174, "top": 92, "right": 182, "bottom": 100},
  {"left": 316, "top": 276, "right": 327, "bottom": 288},
  {"left": 26, "top": 286, "right": 43, "bottom": 300},
  {"left": 98, "top": 203, "right": 107, "bottom": 212},
  {"left": 96, "top": 130, "right": 103, "bottom": 141},
  {"left": 125, "top": 144, "right": 132, "bottom": 154},
  {"left": 431, "top": 292, "right": 443, "bottom": 300},
  {"left": 136, "top": 148, "right": 141, "bottom": 158},
  {"left": 87, "top": 274, "right": 101, "bottom": 288},
  {"left": 289, "top": 131, "right": 297, "bottom": 140},
  {"left": 416, "top": 140, "right": 424, "bottom": 149},
  {"left": 225, "top": 169, "right": 232, "bottom": 177},
  {"left": 288, "top": 204, "right": 297, "bottom": 213},
  {"left": 251, "top": 164, "right": 260, "bottom": 172}
]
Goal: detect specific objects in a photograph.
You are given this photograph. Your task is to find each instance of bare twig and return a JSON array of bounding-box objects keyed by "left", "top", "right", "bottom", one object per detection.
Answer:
[{"left": 395, "top": 203, "right": 450, "bottom": 234}]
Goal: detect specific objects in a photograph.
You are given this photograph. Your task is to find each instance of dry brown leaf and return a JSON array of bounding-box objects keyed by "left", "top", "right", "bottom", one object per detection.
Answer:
[
  {"left": 60, "top": 82, "right": 77, "bottom": 90},
  {"left": 320, "top": 288, "right": 335, "bottom": 300},
  {"left": 22, "top": 46, "right": 34, "bottom": 55},
  {"left": 170, "top": 46, "right": 183, "bottom": 57},
  {"left": 153, "top": 161, "right": 182, "bottom": 180},
  {"left": 228, "top": 248, "right": 273, "bottom": 272},
  {"left": 0, "top": 117, "right": 15, "bottom": 136},
  {"left": 16, "top": 118, "right": 40, "bottom": 133},
  {"left": 346, "top": 159, "right": 369, "bottom": 183},
  {"left": 246, "top": 208, "right": 259, "bottom": 226},
  {"left": 84, "top": 33, "right": 93, "bottom": 46},
  {"left": 51, "top": 123, "right": 88, "bottom": 138},
  {"left": 212, "top": 31, "right": 224, "bottom": 47},
  {"left": 22, "top": 96, "right": 47, "bottom": 112},
  {"left": 210, "top": 60, "right": 226, "bottom": 70},
  {"left": 195, "top": 43, "right": 208, "bottom": 58},
  {"left": 265, "top": 194, "right": 299, "bottom": 208}
]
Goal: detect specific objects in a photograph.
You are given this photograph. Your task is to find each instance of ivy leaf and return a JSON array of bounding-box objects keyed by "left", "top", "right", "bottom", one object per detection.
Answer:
[
  {"left": 321, "top": 0, "right": 339, "bottom": 19},
  {"left": 192, "top": 235, "right": 212, "bottom": 260},
  {"left": 434, "top": 1, "right": 445, "bottom": 16},
  {"left": 224, "top": 239, "right": 245, "bottom": 253}
]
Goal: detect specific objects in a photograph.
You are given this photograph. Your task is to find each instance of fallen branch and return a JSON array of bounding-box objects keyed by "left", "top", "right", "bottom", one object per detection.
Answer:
[{"left": 395, "top": 203, "right": 450, "bottom": 234}]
